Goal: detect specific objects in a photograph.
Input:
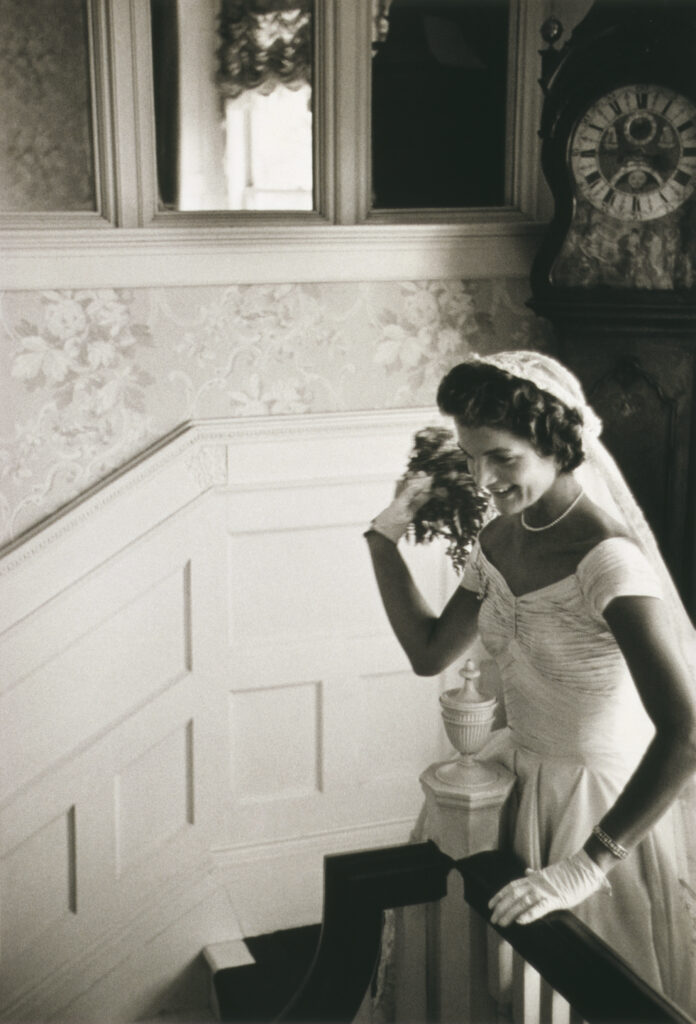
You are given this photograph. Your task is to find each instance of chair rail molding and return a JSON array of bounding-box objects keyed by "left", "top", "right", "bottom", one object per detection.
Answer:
[{"left": 0, "top": 407, "right": 436, "bottom": 578}]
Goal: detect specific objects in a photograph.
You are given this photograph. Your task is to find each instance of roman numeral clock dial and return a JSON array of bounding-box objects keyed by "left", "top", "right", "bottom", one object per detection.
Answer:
[{"left": 570, "top": 84, "right": 696, "bottom": 221}]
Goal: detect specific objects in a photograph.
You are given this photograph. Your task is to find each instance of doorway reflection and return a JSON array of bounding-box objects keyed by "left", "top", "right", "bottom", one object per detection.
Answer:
[{"left": 150, "top": 0, "right": 314, "bottom": 212}]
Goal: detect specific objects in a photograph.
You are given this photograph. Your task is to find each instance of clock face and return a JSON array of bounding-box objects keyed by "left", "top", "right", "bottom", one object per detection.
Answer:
[{"left": 569, "top": 84, "right": 696, "bottom": 221}]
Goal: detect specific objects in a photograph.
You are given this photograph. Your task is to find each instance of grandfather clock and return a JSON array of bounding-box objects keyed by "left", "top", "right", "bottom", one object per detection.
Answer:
[{"left": 528, "top": 0, "right": 696, "bottom": 620}]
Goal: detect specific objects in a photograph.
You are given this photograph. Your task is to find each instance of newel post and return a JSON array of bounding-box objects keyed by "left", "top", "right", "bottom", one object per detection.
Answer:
[{"left": 392, "top": 661, "right": 516, "bottom": 1023}]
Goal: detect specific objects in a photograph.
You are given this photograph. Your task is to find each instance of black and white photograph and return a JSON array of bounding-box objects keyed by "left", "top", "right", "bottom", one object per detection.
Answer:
[{"left": 1, "top": 1, "right": 695, "bottom": 1022}]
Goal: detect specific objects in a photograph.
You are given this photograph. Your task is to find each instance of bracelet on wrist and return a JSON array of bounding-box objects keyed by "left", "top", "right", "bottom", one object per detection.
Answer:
[{"left": 591, "top": 825, "right": 629, "bottom": 860}]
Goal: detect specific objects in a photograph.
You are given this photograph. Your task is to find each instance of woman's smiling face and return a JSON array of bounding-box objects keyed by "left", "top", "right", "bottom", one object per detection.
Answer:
[{"left": 455, "top": 423, "right": 560, "bottom": 515}]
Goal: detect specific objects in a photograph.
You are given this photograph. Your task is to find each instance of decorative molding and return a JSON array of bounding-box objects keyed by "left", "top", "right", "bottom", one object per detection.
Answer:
[
  {"left": 214, "top": 816, "right": 418, "bottom": 864},
  {"left": 0, "top": 424, "right": 199, "bottom": 574},
  {"left": 510, "top": 0, "right": 554, "bottom": 222},
  {"left": 0, "top": 408, "right": 435, "bottom": 575},
  {"left": 185, "top": 444, "right": 229, "bottom": 490},
  {"left": 2, "top": 221, "right": 544, "bottom": 289}
]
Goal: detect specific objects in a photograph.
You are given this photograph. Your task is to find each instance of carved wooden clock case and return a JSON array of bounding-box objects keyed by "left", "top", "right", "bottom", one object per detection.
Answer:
[{"left": 528, "top": 0, "right": 696, "bottom": 618}]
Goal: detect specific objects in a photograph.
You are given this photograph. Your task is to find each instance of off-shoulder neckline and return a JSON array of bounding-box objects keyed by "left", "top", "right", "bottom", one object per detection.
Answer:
[{"left": 477, "top": 535, "right": 638, "bottom": 600}]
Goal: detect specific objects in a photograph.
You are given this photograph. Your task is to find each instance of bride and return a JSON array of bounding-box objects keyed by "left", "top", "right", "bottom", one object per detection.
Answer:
[{"left": 364, "top": 351, "right": 696, "bottom": 1013}]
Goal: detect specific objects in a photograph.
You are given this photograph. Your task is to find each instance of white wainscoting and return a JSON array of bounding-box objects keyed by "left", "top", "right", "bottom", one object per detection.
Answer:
[{"left": 0, "top": 409, "right": 462, "bottom": 1021}]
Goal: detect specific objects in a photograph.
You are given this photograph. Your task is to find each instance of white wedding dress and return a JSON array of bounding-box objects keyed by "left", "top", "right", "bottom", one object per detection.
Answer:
[{"left": 457, "top": 534, "right": 696, "bottom": 1016}]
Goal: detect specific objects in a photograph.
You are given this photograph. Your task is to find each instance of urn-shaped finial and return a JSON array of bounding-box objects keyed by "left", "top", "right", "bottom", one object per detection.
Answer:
[
  {"left": 436, "top": 659, "right": 498, "bottom": 789},
  {"left": 455, "top": 658, "right": 486, "bottom": 702}
]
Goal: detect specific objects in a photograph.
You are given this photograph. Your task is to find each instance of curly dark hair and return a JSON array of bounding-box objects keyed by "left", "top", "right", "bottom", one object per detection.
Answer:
[{"left": 436, "top": 361, "right": 585, "bottom": 473}]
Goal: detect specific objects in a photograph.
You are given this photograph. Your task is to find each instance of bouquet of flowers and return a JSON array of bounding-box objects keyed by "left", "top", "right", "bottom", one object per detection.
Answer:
[{"left": 405, "top": 426, "right": 490, "bottom": 572}]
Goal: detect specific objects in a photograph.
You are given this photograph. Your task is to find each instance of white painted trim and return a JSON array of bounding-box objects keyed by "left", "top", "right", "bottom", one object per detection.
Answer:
[
  {"left": 0, "top": 0, "right": 548, "bottom": 288},
  {"left": 1, "top": 220, "right": 543, "bottom": 288},
  {"left": 0, "top": 409, "right": 437, "bottom": 608},
  {"left": 88, "top": 0, "right": 117, "bottom": 224},
  {"left": 212, "top": 815, "right": 417, "bottom": 862},
  {"left": 334, "top": 0, "right": 372, "bottom": 224}
]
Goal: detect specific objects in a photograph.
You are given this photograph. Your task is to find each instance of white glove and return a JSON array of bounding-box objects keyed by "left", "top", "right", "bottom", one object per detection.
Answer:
[
  {"left": 368, "top": 473, "right": 433, "bottom": 544},
  {"left": 488, "top": 850, "right": 611, "bottom": 927}
]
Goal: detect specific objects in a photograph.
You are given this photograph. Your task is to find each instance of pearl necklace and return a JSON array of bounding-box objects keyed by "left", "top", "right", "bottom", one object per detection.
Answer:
[{"left": 520, "top": 488, "right": 584, "bottom": 532}]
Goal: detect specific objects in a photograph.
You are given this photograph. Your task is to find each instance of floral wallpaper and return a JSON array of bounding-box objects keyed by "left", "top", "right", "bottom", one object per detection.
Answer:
[{"left": 0, "top": 278, "right": 551, "bottom": 548}]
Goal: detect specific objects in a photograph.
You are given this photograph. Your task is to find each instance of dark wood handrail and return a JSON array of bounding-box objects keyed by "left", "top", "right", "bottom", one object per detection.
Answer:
[
  {"left": 276, "top": 841, "right": 453, "bottom": 1022},
  {"left": 457, "top": 849, "right": 693, "bottom": 1024},
  {"left": 275, "top": 841, "right": 693, "bottom": 1024}
]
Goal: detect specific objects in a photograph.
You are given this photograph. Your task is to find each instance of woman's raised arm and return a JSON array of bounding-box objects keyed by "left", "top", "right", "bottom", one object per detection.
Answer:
[{"left": 364, "top": 475, "right": 480, "bottom": 676}]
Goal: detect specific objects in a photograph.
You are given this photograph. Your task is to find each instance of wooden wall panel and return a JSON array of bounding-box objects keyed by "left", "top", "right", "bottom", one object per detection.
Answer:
[
  {"left": 230, "top": 683, "right": 322, "bottom": 802},
  {"left": 338, "top": 669, "right": 443, "bottom": 782},
  {"left": 0, "top": 410, "right": 458, "bottom": 1018},
  {"left": 222, "top": 475, "right": 454, "bottom": 861},
  {"left": 1, "top": 807, "right": 76, "bottom": 955},
  {"left": 0, "top": 498, "right": 234, "bottom": 1022},
  {"left": 115, "top": 721, "right": 195, "bottom": 875},
  {"left": 1, "top": 565, "right": 191, "bottom": 802}
]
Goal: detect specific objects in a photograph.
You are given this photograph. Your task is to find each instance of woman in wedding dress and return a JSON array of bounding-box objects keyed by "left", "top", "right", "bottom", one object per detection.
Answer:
[{"left": 364, "top": 351, "right": 696, "bottom": 1014}]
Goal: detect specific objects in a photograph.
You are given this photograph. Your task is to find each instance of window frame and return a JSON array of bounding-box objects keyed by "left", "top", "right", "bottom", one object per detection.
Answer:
[{"left": 1, "top": 0, "right": 552, "bottom": 289}]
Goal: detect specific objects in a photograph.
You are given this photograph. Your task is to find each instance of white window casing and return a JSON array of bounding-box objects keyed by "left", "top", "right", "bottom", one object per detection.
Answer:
[{"left": 1, "top": 0, "right": 553, "bottom": 289}]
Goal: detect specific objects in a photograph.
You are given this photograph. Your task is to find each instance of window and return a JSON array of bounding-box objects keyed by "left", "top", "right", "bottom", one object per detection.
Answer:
[
  {"left": 150, "top": 0, "right": 314, "bottom": 212},
  {"left": 371, "top": 0, "right": 511, "bottom": 210},
  {"left": 0, "top": 0, "right": 97, "bottom": 213},
  {"left": 2, "top": 0, "right": 551, "bottom": 288}
]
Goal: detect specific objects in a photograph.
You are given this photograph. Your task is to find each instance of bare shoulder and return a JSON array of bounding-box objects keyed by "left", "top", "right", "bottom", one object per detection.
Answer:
[
  {"left": 572, "top": 496, "right": 633, "bottom": 551},
  {"left": 479, "top": 514, "right": 515, "bottom": 559},
  {"left": 479, "top": 514, "right": 514, "bottom": 544}
]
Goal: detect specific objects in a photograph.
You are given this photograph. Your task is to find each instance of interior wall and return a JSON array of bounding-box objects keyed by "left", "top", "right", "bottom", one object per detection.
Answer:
[
  {"left": 0, "top": 277, "right": 551, "bottom": 549},
  {"left": 0, "top": 409, "right": 477, "bottom": 1022},
  {"left": 0, "top": 272, "right": 549, "bottom": 1023}
]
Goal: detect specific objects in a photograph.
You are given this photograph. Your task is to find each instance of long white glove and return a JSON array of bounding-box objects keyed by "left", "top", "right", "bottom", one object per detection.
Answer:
[
  {"left": 368, "top": 473, "right": 433, "bottom": 544},
  {"left": 488, "top": 850, "right": 611, "bottom": 927}
]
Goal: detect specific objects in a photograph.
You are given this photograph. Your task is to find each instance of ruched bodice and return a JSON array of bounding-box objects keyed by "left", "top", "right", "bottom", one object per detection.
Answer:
[
  {"left": 453, "top": 535, "right": 696, "bottom": 1012},
  {"left": 465, "top": 538, "right": 657, "bottom": 769}
]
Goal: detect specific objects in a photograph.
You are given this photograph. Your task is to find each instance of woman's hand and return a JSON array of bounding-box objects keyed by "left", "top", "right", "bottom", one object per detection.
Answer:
[
  {"left": 488, "top": 850, "right": 609, "bottom": 927},
  {"left": 369, "top": 472, "right": 434, "bottom": 544},
  {"left": 363, "top": 469, "right": 479, "bottom": 674}
]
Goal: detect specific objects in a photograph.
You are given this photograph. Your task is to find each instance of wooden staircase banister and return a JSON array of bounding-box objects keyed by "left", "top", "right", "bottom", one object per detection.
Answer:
[
  {"left": 458, "top": 849, "right": 693, "bottom": 1024},
  {"left": 276, "top": 841, "right": 453, "bottom": 1023},
  {"left": 273, "top": 841, "right": 692, "bottom": 1024}
]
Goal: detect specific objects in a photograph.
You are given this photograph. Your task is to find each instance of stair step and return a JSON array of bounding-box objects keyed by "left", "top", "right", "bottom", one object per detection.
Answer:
[
  {"left": 209, "top": 925, "right": 321, "bottom": 1023},
  {"left": 204, "top": 940, "right": 256, "bottom": 975}
]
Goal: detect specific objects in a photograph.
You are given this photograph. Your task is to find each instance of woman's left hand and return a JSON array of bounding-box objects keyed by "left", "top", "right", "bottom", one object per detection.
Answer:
[{"left": 488, "top": 849, "right": 610, "bottom": 927}]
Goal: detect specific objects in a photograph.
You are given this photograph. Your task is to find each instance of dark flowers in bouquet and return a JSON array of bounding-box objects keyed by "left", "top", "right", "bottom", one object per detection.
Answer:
[{"left": 405, "top": 426, "right": 490, "bottom": 572}]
